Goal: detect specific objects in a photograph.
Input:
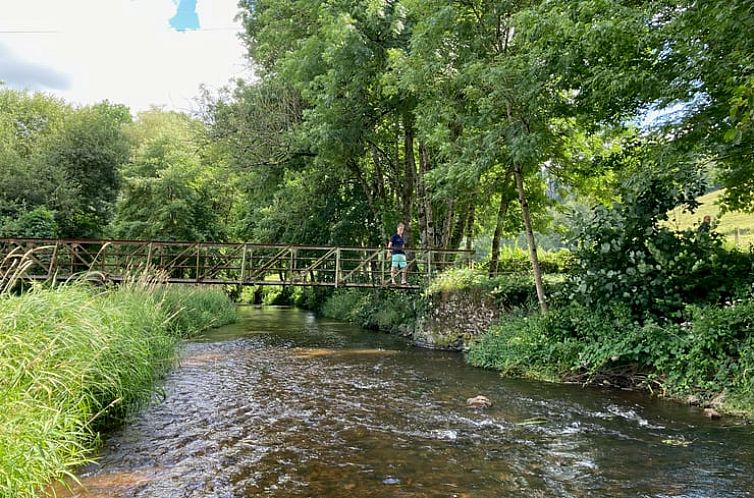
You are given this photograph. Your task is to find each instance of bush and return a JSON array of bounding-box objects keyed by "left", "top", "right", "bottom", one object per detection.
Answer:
[
  {"left": 0, "top": 206, "right": 59, "bottom": 238},
  {"left": 426, "top": 268, "right": 566, "bottom": 310},
  {"left": 466, "top": 306, "right": 583, "bottom": 380},
  {"left": 320, "top": 289, "right": 420, "bottom": 334},
  {"left": 475, "top": 246, "right": 574, "bottom": 275},
  {"left": 566, "top": 167, "right": 754, "bottom": 319},
  {"left": 320, "top": 289, "right": 370, "bottom": 323},
  {"left": 468, "top": 297, "right": 754, "bottom": 412}
]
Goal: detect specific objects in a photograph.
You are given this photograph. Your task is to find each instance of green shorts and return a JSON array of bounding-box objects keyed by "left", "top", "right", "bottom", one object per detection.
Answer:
[{"left": 391, "top": 254, "right": 407, "bottom": 269}]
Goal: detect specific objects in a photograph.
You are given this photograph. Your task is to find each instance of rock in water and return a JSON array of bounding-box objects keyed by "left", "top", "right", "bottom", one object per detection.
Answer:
[
  {"left": 466, "top": 395, "right": 493, "bottom": 409},
  {"left": 703, "top": 408, "right": 721, "bottom": 419}
]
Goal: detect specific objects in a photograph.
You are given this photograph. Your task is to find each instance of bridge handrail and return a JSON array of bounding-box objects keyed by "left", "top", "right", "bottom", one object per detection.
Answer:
[
  {"left": 0, "top": 237, "right": 475, "bottom": 256},
  {"left": 0, "top": 238, "right": 476, "bottom": 289}
]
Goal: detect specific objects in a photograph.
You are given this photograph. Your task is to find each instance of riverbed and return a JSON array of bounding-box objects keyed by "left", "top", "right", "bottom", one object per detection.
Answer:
[{"left": 62, "top": 306, "right": 754, "bottom": 497}]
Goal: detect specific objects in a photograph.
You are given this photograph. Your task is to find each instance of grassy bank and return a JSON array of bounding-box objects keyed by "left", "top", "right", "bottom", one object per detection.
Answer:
[{"left": 0, "top": 283, "right": 236, "bottom": 498}]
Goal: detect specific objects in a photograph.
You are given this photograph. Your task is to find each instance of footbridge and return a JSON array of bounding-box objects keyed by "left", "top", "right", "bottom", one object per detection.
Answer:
[{"left": 0, "top": 238, "right": 474, "bottom": 290}]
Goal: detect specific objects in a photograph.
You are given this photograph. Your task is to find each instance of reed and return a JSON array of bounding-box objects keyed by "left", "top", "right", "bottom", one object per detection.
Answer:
[{"left": 0, "top": 282, "right": 236, "bottom": 498}]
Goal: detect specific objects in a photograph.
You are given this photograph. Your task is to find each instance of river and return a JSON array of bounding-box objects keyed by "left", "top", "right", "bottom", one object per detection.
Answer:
[{"left": 62, "top": 306, "right": 754, "bottom": 497}]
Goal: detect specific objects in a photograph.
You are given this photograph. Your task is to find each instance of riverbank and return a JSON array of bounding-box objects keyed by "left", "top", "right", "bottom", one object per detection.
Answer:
[
  {"left": 315, "top": 269, "right": 754, "bottom": 418},
  {"left": 0, "top": 283, "right": 236, "bottom": 498}
]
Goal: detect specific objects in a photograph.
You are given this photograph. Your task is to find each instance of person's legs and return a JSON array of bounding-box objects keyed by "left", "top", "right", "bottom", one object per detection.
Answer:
[{"left": 390, "top": 254, "right": 408, "bottom": 285}]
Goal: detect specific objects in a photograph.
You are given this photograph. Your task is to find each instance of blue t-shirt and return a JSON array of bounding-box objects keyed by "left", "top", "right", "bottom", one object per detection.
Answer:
[{"left": 390, "top": 233, "right": 405, "bottom": 254}]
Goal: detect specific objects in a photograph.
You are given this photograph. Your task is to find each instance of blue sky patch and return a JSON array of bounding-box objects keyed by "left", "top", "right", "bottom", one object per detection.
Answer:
[{"left": 169, "top": 0, "right": 200, "bottom": 32}]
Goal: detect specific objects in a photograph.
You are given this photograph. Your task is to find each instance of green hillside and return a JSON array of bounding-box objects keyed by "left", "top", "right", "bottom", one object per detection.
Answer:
[{"left": 667, "top": 189, "right": 754, "bottom": 247}]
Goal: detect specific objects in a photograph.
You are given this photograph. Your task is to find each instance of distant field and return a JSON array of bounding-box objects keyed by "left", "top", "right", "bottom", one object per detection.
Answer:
[{"left": 666, "top": 189, "right": 754, "bottom": 248}]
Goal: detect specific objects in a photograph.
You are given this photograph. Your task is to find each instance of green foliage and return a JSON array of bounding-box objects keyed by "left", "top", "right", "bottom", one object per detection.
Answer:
[
  {"left": 655, "top": 0, "right": 754, "bottom": 213},
  {"left": 112, "top": 109, "right": 236, "bottom": 241},
  {"left": 477, "top": 246, "right": 573, "bottom": 275},
  {"left": 426, "top": 267, "right": 565, "bottom": 310},
  {"left": 469, "top": 298, "right": 754, "bottom": 412},
  {"left": 666, "top": 302, "right": 754, "bottom": 396},
  {"left": 567, "top": 165, "right": 754, "bottom": 318},
  {"left": 321, "top": 289, "right": 371, "bottom": 323},
  {"left": 152, "top": 285, "right": 237, "bottom": 338},
  {"left": 466, "top": 306, "right": 584, "bottom": 381},
  {"left": 46, "top": 102, "right": 131, "bottom": 237},
  {"left": 0, "top": 284, "right": 236, "bottom": 497},
  {"left": 320, "top": 289, "right": 419, "bottom": 334},
  {"left": 0, "top": 89, "right": 130, "bottom": 238},
  {"left": 290, "top": 286, "right": 330, "bottom": 310},
  {"left": 0, "top": 206, "right": 58, "bottom": 238}
]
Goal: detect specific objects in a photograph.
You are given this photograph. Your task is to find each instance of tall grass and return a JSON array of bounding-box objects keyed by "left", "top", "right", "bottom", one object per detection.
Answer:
[{"left": 0, "top": 283, "right": 236, "bottom": 498}]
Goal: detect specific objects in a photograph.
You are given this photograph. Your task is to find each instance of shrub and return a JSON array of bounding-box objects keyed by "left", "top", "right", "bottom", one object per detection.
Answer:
[
  {"left": 426, "top": 268, "right": 566, "bottom": 310},
  {"left": 321, "top": 289, "right": 370, "bottom": 323},
  {"left": 468, "top": 297, "right": 754, "bottom": 413},
  {"left": 466, "top": 307, "right": 582, "bottom": 380},
  {"left": 476, "top": 246, "right": 574, "bottom": 275},
  {"left": 320, "top": 289, "right": 421, "bottom": 334},
  {"left": 567, "top": 168, "right": 754, "bottom": 319},
  {"left": 0, "top": 206, "right": 59, "bottom": 238}
]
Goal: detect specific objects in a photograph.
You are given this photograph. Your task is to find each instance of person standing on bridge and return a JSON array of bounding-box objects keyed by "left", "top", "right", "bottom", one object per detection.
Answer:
[{"left": 388, "top": 222, "right": 408, "bottom": 286}]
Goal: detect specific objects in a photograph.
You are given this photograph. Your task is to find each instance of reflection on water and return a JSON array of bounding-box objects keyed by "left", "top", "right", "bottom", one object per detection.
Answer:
[{"left": 61, "top": 306, "right": 754, "bottom": 497}]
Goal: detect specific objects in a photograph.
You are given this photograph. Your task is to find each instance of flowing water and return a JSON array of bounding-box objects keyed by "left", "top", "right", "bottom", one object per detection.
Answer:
[{"left": 62, "top": 306, "right": 754, "bottom": 497}]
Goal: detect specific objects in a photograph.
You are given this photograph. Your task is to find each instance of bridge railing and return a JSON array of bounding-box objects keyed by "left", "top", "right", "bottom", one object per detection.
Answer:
[{"left": 0, "top": 238, "right": 474, "bottom": 288}]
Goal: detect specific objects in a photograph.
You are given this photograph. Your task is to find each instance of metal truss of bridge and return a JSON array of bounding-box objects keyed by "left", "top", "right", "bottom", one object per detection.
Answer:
[{"left": 0, "top": 238, "right": 474, "bottom": 290}]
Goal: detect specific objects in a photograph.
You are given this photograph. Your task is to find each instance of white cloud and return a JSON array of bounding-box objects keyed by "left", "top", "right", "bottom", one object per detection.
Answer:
[
  {"left": 0, "top": 43, "right": 71, "bottom": 90},
  {"left": 0, "top": 0, "right": 252, "bottom": 113}
]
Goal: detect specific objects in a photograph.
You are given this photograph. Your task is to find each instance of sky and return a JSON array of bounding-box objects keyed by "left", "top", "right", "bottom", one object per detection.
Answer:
[{"left": 0, "top": 0, "right": 252, "bottom": 113}]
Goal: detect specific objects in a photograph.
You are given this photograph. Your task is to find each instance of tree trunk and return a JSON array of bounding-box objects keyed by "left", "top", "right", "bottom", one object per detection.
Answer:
[
  {"left": 440, "top": 197, "right": 455, "bottom": 249},
  {"left": 402, "top": 114, "right": 416, "bottom": 246},
  {"left": 370, "top": 144, "right": 386, "bottom": 202},
  {"left": 449, "top": 199, "right": 469, "bottom": 251},
  {"left": 464, "top": 203, "right": 475, "bottom": 251},
  {"left": 346, "top": 158, "right": 382, "bottom": 242},
  {"left": 514, "top": 164, "right": 548, "bottom": 312},
  {"left": 489, "top": 193, "right": 511, "bottom": 277},
  {"left": 417, "top": 142, "right": 435, "bottom": 252}
]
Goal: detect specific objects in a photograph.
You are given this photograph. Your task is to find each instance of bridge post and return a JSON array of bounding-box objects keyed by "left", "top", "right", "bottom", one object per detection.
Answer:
[
  {"left": 335, "top": 248, "right": 341, "bottom": 288},
  {"left": 146, "top": 242, "right": 153, "bottom": 273},
  {"left": 195, "top": 244, "right": 201, "bottom": 282},
  {"left": 380, "top": 248, "right": 385, "bottom": 287},
  {"left": 240, "top": 245, "right": 247, "bottom": 284},
  {"left": 48, "top": 242, "right": 60, "bottom": 280},
  {"left": 289, "top": 247, "right": 296, "bottom": 284}
]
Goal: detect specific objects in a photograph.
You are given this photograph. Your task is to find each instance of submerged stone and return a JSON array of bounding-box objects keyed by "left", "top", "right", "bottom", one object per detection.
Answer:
[{"left": 466, "top": 395, "right": 493, "bottom": 409}]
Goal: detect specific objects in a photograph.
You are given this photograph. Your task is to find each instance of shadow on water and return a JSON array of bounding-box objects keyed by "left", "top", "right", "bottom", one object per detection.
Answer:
[{"left": 60, "top": 306, "right": 754, "bottom": 497}]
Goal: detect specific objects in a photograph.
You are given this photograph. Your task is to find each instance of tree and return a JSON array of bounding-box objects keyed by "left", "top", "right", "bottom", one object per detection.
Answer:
[
  {"left": 0, "top": 90, "right": 129, "bottom": 238},
  {"left": 44, "top": 102, "right": 131, "bottom": 237},
  {"left": 112, "top": 110, "right": 236, "bottom": 241}
]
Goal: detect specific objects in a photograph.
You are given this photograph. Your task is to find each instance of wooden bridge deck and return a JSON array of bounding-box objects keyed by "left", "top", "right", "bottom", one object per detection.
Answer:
[{"left": 0, "top": 238, "right": 474, "bottom": 290}]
